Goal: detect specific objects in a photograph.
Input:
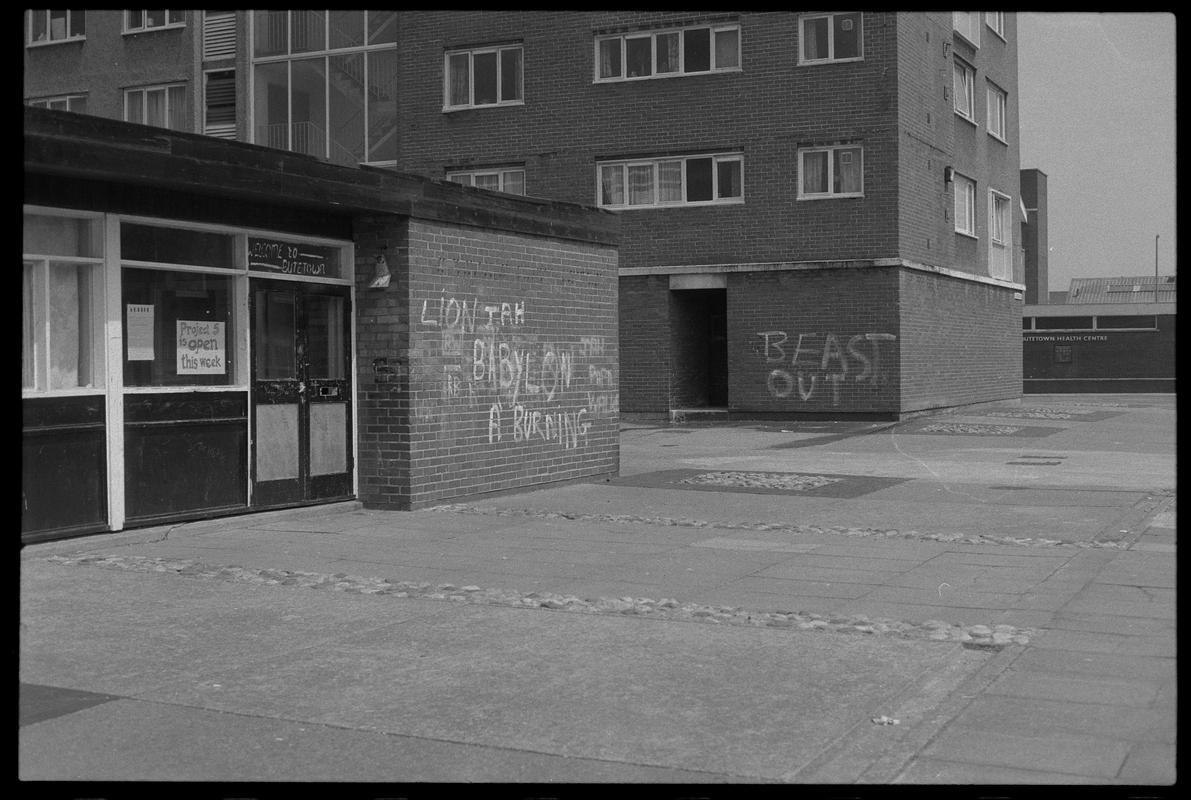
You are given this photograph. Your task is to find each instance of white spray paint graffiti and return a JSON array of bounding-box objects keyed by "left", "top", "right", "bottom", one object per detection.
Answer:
[
  {"left": 757, "top": 331, "right": 897, "bottom": 406},
  {"left": 418, "top": 293, "right": 615, "bottom": 448}
]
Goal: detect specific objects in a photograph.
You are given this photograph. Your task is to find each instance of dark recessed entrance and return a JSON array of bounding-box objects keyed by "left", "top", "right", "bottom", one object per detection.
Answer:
[{"left": 670, "top": 288, "right": 728, "bottom": 408}]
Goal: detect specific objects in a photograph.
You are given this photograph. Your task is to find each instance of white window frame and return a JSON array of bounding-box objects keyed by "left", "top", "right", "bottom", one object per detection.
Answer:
[
  {"left": 953, "top": 58, "right": 976, "bottom": 123},
  {"left": 443, "top": 45, "right": 524, "bottom": 111},
  {"left": 447, "top": 168, "right": 527, "bottom": 195},
  {"left": 986, "top": 81, "right": 1008, "bottom": 142},
  {"left": 798, "top": 12, "right": 864, "bottom": 65},
  {"left": 22, "top": 208, "right": 107, "bottom": 398},
  {"left": 988, "top": 189, "right": 1012, "bottom": 279},
  {"left": 27, "top": 94, "right": 88, "bottom": 113},
  {"left": 797, "top": 145, "right": 864, "bottom": 200},
  {"left": 593, "top": 24, "right": 741, "bottom": 82},
  {"left": 953, "top": 12, "right": 981, "bottom": 47},
  {"left": 596, "top": 153, "right": 744, "bottom": 209},
  {"left": 954, "top": 173, "right": 977, "bottom": 237},
  {"left": 124, "top": 10, "right": 185, "bottom": 34},
  {"left": 985, "top": 12, "right": 1006, "bottom": 40},
  {"left": 124, "top": 83, "right": 188, "bottom": 131},
  {"left": 27, "top": 10, "right": 85, "bottom": 46}
]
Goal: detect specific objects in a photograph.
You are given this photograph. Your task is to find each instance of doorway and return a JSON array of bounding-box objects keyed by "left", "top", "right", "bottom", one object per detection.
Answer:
[
  {"left": 250, "top": 278, "right": 353, "bottom": 508},
  {"left": 669, "top": 288, "right": 728, "bottom": 408}
]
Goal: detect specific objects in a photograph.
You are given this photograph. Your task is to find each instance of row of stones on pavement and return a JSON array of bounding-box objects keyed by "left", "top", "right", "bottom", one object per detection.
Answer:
[
  {"left": 43, "top": 553, "right": 1033, "bottom": 648},
  {"left": 429, "top": 504, "right": 1130, "bottom": 550}
]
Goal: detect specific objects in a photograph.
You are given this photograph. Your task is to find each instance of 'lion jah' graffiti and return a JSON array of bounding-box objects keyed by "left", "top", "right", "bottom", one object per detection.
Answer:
[{"left": 756, "top": 330, "right": 896, "bottom": 406}]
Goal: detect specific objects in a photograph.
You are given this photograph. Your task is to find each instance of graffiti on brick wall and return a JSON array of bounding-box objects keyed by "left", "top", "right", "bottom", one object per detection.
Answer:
[
  {"left": 419, "top": 292, "right": 617, "bottom": 448},
  {"left": 755, "top": 331, "right": 897, "bottom": 406}
]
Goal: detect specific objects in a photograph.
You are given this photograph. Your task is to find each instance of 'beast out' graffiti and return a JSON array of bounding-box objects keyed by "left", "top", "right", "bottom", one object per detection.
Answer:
[{"left": 756, "top": 330, "right": 896, "bottom": 406}]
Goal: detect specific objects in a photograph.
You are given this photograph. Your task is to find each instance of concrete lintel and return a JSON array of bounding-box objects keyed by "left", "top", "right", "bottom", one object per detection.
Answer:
[{"left": 621, "top": 259, "right": 1025, "bottom": 291}]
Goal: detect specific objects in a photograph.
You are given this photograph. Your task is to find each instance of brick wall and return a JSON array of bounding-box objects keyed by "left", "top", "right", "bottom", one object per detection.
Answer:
[
  {"left": 396, "top": 11, "right": 904, "bottom": 269},
  {"left": 358, "top": 218, "right": 620, "bottom": 508},
  {"left": 617, "top": 275, "right": 671, "bottom": 411},
  {"left": 898, "top": 268, "right": 1021, "bottom": 410},
  {"left": 726, "top": 268, "right": 901, "bottom": 414}
]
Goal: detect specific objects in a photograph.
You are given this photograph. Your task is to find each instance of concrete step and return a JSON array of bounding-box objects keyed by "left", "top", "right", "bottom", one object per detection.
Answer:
[{"left": 670, "top": 407, "right": 730, "bottom": 425}]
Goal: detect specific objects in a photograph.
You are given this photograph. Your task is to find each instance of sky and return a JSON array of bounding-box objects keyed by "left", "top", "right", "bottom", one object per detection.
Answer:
[{"left": 1016, "top": 12, "right": 1176, "bottom": 293}]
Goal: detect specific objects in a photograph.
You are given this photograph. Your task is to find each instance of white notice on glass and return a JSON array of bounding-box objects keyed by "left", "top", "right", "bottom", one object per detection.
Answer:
[
  {"left": 177, "top": 320, "right": 226, "bottom": 375},
  {"left": 126, "top": 304, "right": 155, "bottom": 361}
]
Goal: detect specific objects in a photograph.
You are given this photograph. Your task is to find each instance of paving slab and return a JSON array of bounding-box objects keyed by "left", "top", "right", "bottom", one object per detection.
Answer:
[
  {"left": 983, "top": 670, "right": 1161, "bottom": 707},
  {"left": 945, "top": 694, "right": 1175, "bottom": 744},
  {"left": 919, "top": 727, "right": 1131, "bottom": 777}
]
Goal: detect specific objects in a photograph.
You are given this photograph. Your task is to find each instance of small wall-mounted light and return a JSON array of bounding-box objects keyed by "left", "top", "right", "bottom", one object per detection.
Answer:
[
  {"left": 944, "top": 166, "right": 954, "bottom": 184},
  {"left": 368, "top": 252, "right": 391, "bottom": 289}
]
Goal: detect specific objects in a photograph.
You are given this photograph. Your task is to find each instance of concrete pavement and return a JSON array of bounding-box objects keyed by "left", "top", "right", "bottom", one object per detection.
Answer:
[{"left": 19, "top": 394, "right": 1176, "bottom": 784}]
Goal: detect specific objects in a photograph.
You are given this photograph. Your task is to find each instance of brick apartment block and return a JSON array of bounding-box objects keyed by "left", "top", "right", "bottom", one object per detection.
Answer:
[{"left": 25, "top": 10, "right": 1025, "bottom": 420}]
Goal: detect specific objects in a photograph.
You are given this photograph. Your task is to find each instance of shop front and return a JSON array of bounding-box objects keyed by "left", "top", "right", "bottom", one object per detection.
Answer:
[
  {"left": 24, "top": 107, "right": 620, "bottom": 544},
  {"left": 23, "top": 209, "right": 356, "bottom": 542}
]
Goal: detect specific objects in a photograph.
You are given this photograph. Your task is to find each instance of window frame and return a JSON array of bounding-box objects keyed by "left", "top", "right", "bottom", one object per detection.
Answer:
[
  {"left": 953, "top": 12, "right": 981, "bottom": 47},
  {"left": 596, "top": 153, "right": 744, "bottom": 210},
  {"left": 953, "top": 172, "right": 977, "bottom": 238},
  {"left": 953, "top": 57, "right": 976, "bottom": 123},
  {"left": 27, "top": 94, "right": 88, "bottom": 114},
  {"left": 123, "top": 10, "right": 185, "bottom": 35},
  {"left": 446, "top": 167, "right": 527, "bottom": 196},
  {"left": 796, "top": 145, "right": 864, "bottom": 200},
  {"left": 988, "top": 188, "right": 1012, "bottom": 279},
  {"left": 124, "top": 83, "right": 189, "bottom": 132},
  {"left": 985, "top": 12, "right": 1006, "bottom": 40},
  {"left": 593, "top": 23, "right": 742, "bottom": 82},
  {"left": 22, "top": 209, "right": 107, "bottom": 398},
  {"left": 798, "top": 12, "right": 864, "bottom": 65},
  {"left": 443, "top": 44, "right": 525, "bottom": 111},
  {"left": 986, "top": 80, "right": 1008, "bottom": 143},
  {"left": 27, "top": 10, "right": 86, "bottom": 46}
]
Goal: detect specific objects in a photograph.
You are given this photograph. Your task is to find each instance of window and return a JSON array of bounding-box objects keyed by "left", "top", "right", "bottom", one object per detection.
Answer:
[
  {"left": 22, "top": 213, "right": 105, "bottom": 394},
  {"left": 447, "top": 168, "right": 526, "bottom": 195},
  {"left": 204, "top": 70, "right": 236, "bottom": 139},
  {"left": 953, "top": 58, "right": 975, "bottom": 122},
  {"left": 445, "top": 45, "right": 523, "bottom": 109},
  {"left": 987, "top": 81, "right": 1007, "bottom": 141},
  {"left": 252, "top": 11, "right": 397, "bottom": 165},
  {"left": 1036, "top": 316, "right": 1092, "bottom": 330},
  {"left": 27, "top": 94, "right": 88, "bottom": 114},
  {"left": 28, "top": 10, "right": 85, "bottom": 44},
  {"left": 1097, "top": 315, "right": 1157, "bottom": 329},
  {"left": 598, "top": 154, "right": 743, "bottom": 209},
  {"left": 988, "top": 189, "right": 1012, "bottom": 279},
  {"left": 953, "top": 12, "right": 980, "bottom": 46},
  {"left": 124, "top": 10, "right": 184, "bottom": 33},
  {"left": 798, "top": 145, "right": 863, "bottom": 199},
  {"left": 595, "top": 24, "right": 740, "bottom": 81},
  {"left": 203, "top": 10, "right": 236, "bottom": 60},
  {"left": 799, "top": 13, "right": 862, "bottom": 64},
  {"left": 125, "top": 84, "right": 188, "bottom": 131},
  {"left": 954, "top": 173, "right": 976, "bottom": 236},
  {"left": 985, "top": 12, "right": 1006, "bottom": 39}
]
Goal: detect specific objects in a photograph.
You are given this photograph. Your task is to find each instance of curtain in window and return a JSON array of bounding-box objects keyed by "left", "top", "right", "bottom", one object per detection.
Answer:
[
  {"left": 628, "top": 164, "right": 654, "bottom": 205},
  {"left": 500, "top": 49, "right": 522, "bottom": 102},
  {"left": 714, "top": 29, "right": 739, "bottom": 69},
  {"left": 600, "top": 165, "right": 624, "bottom": 205},
  {"left": 802, "top": 151, "right": 827, "bottom": 194},
  {"left": 474, "top": 173, "right": 500, "bottom": 191},
  {"left": 502, "top": 170, "right": 525, "bottom": 195},
  {"left": 167, "top": 85, "right": 187, "bottom": 131},
  {"left": 449, "top": 53, "right": 470, "bottom": 106},
  {"left": 658, "top": 161, "right": 682, "bottom": 203},
  {"left": 835, "top": 149, "right": 861, "bottom": 194},
  {"left": 145, "top": 89, "right": 166, "bottom": 127},
  {"left": 804, "top": 18, "right": 828, "bottom": 60},
  {"left": 598, "top": 39, "right": 621, "bottom": 79},
  {"left": 656, "top": 32, "right": 680, "bottom": 73}
]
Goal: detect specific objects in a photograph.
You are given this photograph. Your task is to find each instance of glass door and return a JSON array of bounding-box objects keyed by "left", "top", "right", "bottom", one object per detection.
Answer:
[{"left": 250, "top": 278, "right": 352, "bottom": 507}]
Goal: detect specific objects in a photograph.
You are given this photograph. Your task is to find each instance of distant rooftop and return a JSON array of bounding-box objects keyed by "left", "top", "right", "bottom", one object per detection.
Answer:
[{"left": 1062, "top": 275, "right": 1176, "bottom": 304}]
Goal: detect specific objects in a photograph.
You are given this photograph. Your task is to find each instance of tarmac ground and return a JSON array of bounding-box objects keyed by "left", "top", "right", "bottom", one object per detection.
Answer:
[{"left": 19, "top": 393, "right": 1176, "bottom": 789}]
